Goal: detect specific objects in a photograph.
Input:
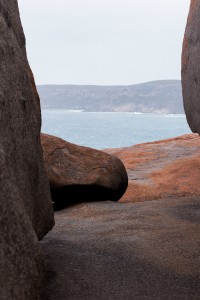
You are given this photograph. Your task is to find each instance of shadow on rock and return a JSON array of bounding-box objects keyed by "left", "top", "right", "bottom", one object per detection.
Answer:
[{"left": 52, "top": 184, "right": 124, "bottom": 211}]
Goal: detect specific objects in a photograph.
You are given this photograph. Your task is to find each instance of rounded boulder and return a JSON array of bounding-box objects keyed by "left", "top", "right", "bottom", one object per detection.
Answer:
[{"left": 41, "top": 133, "right": 128, "bottom": 209}]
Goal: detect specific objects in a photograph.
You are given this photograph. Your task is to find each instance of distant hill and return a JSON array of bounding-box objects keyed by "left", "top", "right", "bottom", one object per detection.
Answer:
[{"left": 38, "top": 80, "right": 184, "bottom": 114}]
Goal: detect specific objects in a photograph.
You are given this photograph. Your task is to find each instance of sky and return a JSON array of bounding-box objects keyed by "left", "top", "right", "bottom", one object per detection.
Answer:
[{"left": 18, "top": 0, "right": 190, "bottom": 85}]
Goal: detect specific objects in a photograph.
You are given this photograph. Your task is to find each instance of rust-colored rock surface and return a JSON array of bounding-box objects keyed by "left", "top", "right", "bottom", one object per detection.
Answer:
[
  {"left": 0, "top": 1, "right": 54, "bottom": 299},
  {"left": 105, "top": 134, "right": 200, "bottom": 203},
  {"left": 182, "top": 0, "right": 200, "bottom": 133},
  {"left": 41, "top": 133, "right": 128, "bottom": 209}
]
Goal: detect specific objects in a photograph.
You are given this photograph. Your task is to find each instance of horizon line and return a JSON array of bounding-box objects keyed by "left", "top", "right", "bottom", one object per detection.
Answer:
[{"left": 36, "top": 79, "right": 181, "bottom": 87}]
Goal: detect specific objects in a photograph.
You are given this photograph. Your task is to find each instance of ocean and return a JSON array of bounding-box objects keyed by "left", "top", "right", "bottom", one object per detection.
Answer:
[{"left": 41, "top": 110, "right": 191, "bottom": 149}]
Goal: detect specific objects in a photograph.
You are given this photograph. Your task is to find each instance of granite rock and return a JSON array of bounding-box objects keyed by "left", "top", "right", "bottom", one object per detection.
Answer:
[
  {"left": 106, "top": 134, "right": 200, "bottom": 202},
  {"left": 0, "top": 1, "right": 54, "bottom": 299},
  {"left": 182, "top": 0, "right": 200, "bottom": 132},
  {"left": 41, "top": 133, "right": 128, "bottom": 209},
  {"left": 42, "top": 197, "right": 200, "bottom": 299}
]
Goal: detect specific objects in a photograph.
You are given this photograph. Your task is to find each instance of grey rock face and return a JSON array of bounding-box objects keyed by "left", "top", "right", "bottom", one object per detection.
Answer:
[
  {"left": 0, "top": 0, "right": 54, "bottom": 299},
  {"left": 182, "top": 0, "right": 200, "bottom": 133}
]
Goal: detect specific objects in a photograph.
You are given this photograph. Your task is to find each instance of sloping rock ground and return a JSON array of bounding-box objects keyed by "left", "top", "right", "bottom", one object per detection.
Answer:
[
  {"left": 42, "top": 134, "right": 200, "bottom": 299},
  {"left": 106, "top": 134, "right": 200, "bottom": 203},
  {"left": 42, "top": 196, "right": 200, "bottom": 299}
]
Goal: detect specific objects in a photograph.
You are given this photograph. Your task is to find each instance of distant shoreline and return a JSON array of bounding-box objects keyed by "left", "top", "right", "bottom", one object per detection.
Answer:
[
  {"left": 38, "top": 80, "right": 184, "bottom": 115},
  {"left": 41, "top": 108, "right": 185, "bottom": 116}
]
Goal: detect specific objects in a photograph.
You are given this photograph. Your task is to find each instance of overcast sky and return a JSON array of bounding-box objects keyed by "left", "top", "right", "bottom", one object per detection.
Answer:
[{"left": 18, "top": 0, "right": 190, "bottom": 85}]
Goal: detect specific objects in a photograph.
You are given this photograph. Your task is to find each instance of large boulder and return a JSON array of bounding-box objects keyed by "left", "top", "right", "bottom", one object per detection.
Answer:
[
  {"left": 182, "top": 0, "right": 200, "bottom": 132},
  {"left": 0, "top": 1, "right": 54, "bottom": 299},
  {"left": 41, "top": 133, "right": 128, "bottom": 209}
]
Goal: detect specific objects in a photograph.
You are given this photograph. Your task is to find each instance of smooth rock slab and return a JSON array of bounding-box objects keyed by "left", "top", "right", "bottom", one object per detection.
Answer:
[
  {"left": 41, "top": 133, "right": 128, "bottom": 209},
  {"left": 41, "top": 197, "right": 200, "bottom": 300}
]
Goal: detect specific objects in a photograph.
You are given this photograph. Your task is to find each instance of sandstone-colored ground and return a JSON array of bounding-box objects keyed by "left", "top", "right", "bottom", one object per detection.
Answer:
[{"left": 105, "top": 134, "right": 200, "bottom": 203}]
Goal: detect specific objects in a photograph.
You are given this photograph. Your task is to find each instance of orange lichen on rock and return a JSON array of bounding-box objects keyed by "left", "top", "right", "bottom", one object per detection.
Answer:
[{"left": 105, "top": 134, "right": 200, "bottom": 203}]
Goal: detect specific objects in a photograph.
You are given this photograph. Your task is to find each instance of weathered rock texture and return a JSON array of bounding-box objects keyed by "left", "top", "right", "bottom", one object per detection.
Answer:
[
  {"left": 0, "top": 1, "right": 54, "bottom": 299},
  {"left": 182, "top": 0, "right": 200, "bottom": 132},
  {"left": 105, "top": 134, "right": 200, "bottom": 203},
  {"left": 41, "top": 133, "right": 128, "bottom": 209},
  {"left": 42, "top": 197, "right": 200, "bottom": 299}
]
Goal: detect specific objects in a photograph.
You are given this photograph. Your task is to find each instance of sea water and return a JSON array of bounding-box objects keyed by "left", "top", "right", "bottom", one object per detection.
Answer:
[{"left": 41, "top": 110, "right": 191, "bottom": 149}]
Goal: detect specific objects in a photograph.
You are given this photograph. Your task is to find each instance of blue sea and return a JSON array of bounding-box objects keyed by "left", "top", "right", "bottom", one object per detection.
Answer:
[{"left": 41, "top": 110, "right": 191, "bottom": 149}]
